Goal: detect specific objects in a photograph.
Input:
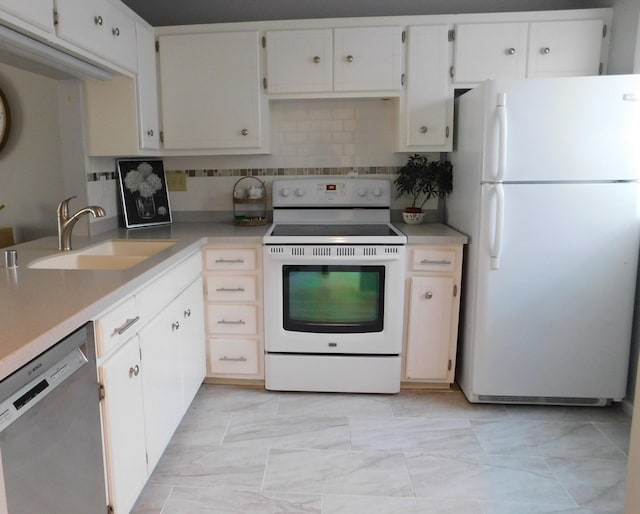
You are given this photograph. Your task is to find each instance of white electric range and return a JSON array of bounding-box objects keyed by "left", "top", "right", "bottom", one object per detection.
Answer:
[{"left": 263, "top": 178, "right": 407, "bottom": 393}]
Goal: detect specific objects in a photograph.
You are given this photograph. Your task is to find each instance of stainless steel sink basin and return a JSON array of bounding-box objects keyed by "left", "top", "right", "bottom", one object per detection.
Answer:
[{"left": 29, "top": 240, "right": 177, "bottom": 270}]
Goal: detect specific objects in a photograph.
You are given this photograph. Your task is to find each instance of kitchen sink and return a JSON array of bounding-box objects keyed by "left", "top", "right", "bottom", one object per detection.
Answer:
[{"left": 29, "top": 240, "right": 177, "bottom": 270}]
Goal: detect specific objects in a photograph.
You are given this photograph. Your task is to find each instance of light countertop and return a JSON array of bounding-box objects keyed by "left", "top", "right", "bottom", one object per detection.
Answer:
[{"left": 0, "top": 221, "right": 466, "bottom": 381}]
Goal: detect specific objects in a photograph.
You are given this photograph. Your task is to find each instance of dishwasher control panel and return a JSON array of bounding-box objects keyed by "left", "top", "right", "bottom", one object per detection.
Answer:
[{"left": 0, "top": 348, "right": 87, "bottom": 432}]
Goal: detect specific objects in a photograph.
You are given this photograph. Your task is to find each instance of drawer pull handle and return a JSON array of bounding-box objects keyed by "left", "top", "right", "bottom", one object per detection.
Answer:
[
  {"left": 114, "top": 316, "right": 140, "bottom": 335},
  {"left": 216, "top": 287, "right": 246, "bottom": 292},
  {"left": 218, "top": 319, "right": 246, "bottom": 325},
  {"left": 129, "top": 364, "right": 140, "bottom": 377},
  {"left": 420, "top": 259, "right": 452, "bottom": 265},
  {"left": 219, "top": 356, "right": 247, "bottom": 362},
  {"left": 215, "top": 259, "right": 245, "bottom": 264}
]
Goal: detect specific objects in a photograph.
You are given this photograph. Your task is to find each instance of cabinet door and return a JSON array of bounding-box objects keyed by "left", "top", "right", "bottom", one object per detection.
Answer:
[
  {"left": 99, "top": 336, "right": 148, "bottom": 514},
  {"left": 104, "top": 0, "right": 137, "bottom": 71},
  {"left": 136, "top": 22, "right": 160, "bottom": 150},
  {"left": 55, "top": 0, "right": 108, "bottom": 57},
  {"left": 266, "top": 29, "right": 333, "bottom": 93},
  {"left": 527, "top": 19, "right": 604, "bottom": 78},
  {"left": 334, "top": 26, "right": 403, "bottom": 91},
  {"left": 159, "top": 31, "right": 263, "bottom": 150},
  {"left": 453, "top": 23, "right": 528, "bottom": 83},
  {"left": 403, "top": 25, "right": 452, "bottom": 150},
  {"left": 180, "top": 278, "right": 206, "bottom": 408},
  {"left": 0, "top": 0, "right": 54, "bottom": 33},
  {"left": 405, "top": 276, "right": 455, "bottom": 381},
  {"left": 139, "top": 302, "right": 183, "bottom": 472}
]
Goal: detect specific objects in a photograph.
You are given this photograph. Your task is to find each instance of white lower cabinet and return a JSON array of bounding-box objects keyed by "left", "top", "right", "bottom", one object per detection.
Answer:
[
  {"left": 99, "top": 335, "right": 147, "bottom": 514},
  {"left": 138, "top": 301, "right": 185, "bottom": 471},
  {"left": 139, "top": 275, "right": 205, "bottom": 471},
  {"left": 96, "top": 251, "right": 205, "bottom": 513},
  {"left": 203, "top": 245, "right": 264, "bottom": 380},
  {"left": 403, "top": 245, "right": 463, "bottom": 385}
]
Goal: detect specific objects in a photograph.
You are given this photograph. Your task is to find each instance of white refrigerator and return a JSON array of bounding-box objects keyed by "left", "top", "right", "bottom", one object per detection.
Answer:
[{"left": 447, "top": 75, "right": 640, "bottom": 405}]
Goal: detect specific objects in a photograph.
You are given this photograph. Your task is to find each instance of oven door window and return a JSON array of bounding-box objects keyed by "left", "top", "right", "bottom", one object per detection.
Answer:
[{"left": 282, "top": 265, "right": 385, "bottom": 333}]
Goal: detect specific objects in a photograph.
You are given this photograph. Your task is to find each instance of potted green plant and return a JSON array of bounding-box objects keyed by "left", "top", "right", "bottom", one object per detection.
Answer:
[{"left": 394, "top": 154, "right": 453, "bottom": 224}]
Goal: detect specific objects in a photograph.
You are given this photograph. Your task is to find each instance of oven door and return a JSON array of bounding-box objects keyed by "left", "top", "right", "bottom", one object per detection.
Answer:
[{"left": 263, "top": 245, "right": 405, "bottom": 355}]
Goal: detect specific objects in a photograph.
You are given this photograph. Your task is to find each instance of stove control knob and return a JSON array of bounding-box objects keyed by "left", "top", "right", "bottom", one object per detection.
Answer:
[
  {"left": 372, "top": 187, "right": 384, "bottom": 197},
  {"left": 294, "top": 188, "right": 305, "bottom": 197},
  {"left": 357, "top": 188, "right": 368, "bottom": 197},
  {"left": 280, "top": 188, "right": 291, "bottom": 197}
]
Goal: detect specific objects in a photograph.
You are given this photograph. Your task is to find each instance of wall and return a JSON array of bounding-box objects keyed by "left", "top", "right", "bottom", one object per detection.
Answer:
[
  {"left": 121, "top": 0, "right": 612, "bottom": 26},
  {"left": 608, "top": 0, "right": 640, "bottom": 73},
  {"left": 0, "top": 63, "right": 65, "bottom": 243}
]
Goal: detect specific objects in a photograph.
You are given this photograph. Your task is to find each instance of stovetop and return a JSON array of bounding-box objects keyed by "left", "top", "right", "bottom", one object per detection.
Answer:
[
  {"left": 264, "top": 178, "right": 407, "bottom": 245},
  {"left": 269, "top": 224, "right": 400, "bottom": 237}
]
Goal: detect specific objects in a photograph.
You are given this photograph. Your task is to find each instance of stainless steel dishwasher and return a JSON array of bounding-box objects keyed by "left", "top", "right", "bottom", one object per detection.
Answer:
[{"left": 0, "top": 322, "right": 107, "bottom": 513}]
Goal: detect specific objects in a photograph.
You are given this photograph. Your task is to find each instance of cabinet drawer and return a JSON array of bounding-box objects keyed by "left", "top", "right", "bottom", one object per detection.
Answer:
[
  {"left": 136, "top": 251, "right": 202, "bottom": 323},
  {"left": 209, "top": 338, "right": 259, "bottom": 375},
  {"left": 95, "top": 297, "right": 140, "bottom": 358},
  {"left": 410, "top": 248, "right": 457, "bottom": 272},
  {"left": 207, "top": 304, "right": 257, "bottom": 334},
  {"left": 205, "top": 275, "right": 258, "bottom": 302},
  {"left": 204, "top": 248, "right": 257, "bottom": 271}
]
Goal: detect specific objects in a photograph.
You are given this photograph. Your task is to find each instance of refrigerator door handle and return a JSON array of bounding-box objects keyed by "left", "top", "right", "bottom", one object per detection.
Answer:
[
  {"left": 490, "top": 183, "right": 505, "bottom": 270},
  {"left": 496, "top": 93, "right": 507, "bottom": 182}
]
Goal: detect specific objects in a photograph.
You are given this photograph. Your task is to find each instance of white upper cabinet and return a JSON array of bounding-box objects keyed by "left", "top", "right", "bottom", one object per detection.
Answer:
[
  {"left": 55, "top": 0, "right": 137, "bottom": 72},
  {"left": 527, "top": 19, "right": 604, "bottom": 77},
  {"left": 453, "top": 22, "right": 529, "bottom": 83},
  {"left": 266, "top": 29, "right": 333, "bottom": 93},
  {"left": 135, "top": 21, "right": 160, "bottom": 150},
  {"left": 399, "top": 24, "right": 452, "bottom": 152},
  {"left": 333, "top": 26, "right": 403, "bottom": 91},
  {"left": 159, "top": 31, "right": 265, "bottom": 152},
  {"left": 0, "top": 0, "right": 54, "bottom": 33},
  {"left": 265, "top": 26, "right": 403, "bottom": 95},
  {"left": 452, "top": 16, "right": 607, "bottom": 84}
]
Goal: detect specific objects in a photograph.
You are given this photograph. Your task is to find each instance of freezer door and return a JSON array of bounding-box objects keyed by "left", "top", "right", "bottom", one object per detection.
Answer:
[
  {"left": 480, "top": 75, "right": 640, "bottom": 183},
  {"left": 466, "top": 182, "right": 640, "bottom": 400}
]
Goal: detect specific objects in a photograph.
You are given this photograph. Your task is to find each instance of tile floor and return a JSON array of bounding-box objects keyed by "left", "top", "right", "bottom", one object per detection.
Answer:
[{"left": 132, "top": 385, "right": 630, "bottom": 514}]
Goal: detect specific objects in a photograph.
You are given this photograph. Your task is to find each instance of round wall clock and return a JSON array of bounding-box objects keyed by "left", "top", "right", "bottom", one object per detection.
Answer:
[{"left": 0, "top": 88, "right": 11, "bottom": 152}]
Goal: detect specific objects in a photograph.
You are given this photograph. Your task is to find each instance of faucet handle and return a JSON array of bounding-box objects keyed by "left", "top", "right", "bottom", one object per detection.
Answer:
[{"left": 57, "top": 196, "right": 77, "bottom": 219}]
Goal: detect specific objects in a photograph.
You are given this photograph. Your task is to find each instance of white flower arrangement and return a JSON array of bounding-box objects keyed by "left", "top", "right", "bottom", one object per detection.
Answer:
[{"left": 124, "top": 162, "right": 163, "bottom": 198}]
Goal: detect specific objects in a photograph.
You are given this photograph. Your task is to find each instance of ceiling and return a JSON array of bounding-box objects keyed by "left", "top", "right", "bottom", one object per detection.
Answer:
[{"left": 120, "top": 0, "right": 611, "bottom": 26}]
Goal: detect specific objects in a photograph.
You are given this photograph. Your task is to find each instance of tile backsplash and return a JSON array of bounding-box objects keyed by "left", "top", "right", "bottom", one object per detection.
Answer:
[{"left": 87, "top": 98, "right": 441, "bottom": 217}]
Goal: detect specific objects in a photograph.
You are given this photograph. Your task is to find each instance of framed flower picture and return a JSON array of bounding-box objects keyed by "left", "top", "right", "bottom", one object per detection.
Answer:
[{"left": 116, "top": 159, "right": 172, "bottom": 228}]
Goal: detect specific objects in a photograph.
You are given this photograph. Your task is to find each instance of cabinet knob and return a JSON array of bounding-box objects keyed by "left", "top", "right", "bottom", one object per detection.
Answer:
[
  {"left": 129, "top": 364, "right": 140, "bottom": 377},
  {"left": 184, "top": 308, "right": 191, "bottom": 318},
  {"left": 420, "top": 126, "right": 428, "bottom": 134},
  {"left": 312, "top": 56, "right": 321, "bottom": 64},
  {"left": 94, "top": 15, "right": 103, "bottom": 26},
  {"left": 112, "top": 27, "right": 120, "bottom": 37},
  {"left": 147, "top": 129, "right": 154, "bottom": 137},
  {"left": 425, "top": 291, "right": 433, "bottom": 299},
  {"left": 241, "top": 128, "right": 249, "bottom": 136},
  {"left": 172, "top": 321, "right": 180, "bottom": 331},
  {"left": 541, "top": 47, "right": 551, "bottom": 55},
  {"left": 345, "top": 55, "right": 354, "bottom": 63},
  {"left": 506, "top": 47, "right": 516, "bottom": 55}
]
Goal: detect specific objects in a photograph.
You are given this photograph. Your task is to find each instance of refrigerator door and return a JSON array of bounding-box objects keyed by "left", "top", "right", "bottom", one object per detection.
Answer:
[
  {"left": 480, "top": 75, "right": 640, "bottom": 183},
  {"left": 461, "top": 181, "right": 639, "bottom": 402}
]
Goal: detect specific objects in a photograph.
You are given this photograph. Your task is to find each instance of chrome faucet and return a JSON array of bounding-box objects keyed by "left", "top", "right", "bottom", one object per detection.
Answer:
[{"left": 57, "top": 196, "right": 106, "bottom": 251}]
